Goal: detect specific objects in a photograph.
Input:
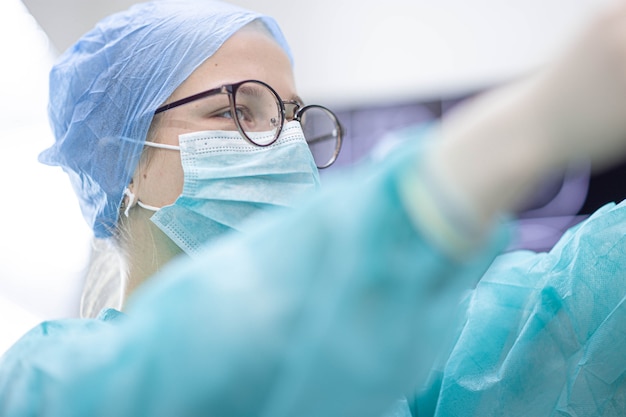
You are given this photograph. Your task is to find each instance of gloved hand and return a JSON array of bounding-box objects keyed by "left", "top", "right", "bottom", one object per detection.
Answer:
[
  {"left": 529, "top": 0, "right": 626, "bottom": 167},
  {"left": 414, "top": 0, "right": 626, "bottom": 235}
]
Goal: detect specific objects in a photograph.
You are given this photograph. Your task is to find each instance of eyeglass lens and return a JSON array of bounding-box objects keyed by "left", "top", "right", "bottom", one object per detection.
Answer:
[
  {"left": 299, "top": 106, "right": 342, "bottom": 169},
  {"left": 234, "top": 81, "right": 341, "bottom": 168},
  {"left": 233, "top": 81, "right": 283, "bottom": 146}
]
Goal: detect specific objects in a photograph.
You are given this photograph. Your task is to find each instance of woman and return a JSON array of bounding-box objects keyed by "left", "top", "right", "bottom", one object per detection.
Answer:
[
  {"left": 41, "top": 2, "right": 334, "bottom": 317},
  {"left": 3, "top": 0, "right": 626, "bottom": 416},
  {"left": 74, "top": 18, "right": 331, "bottom": 316}
]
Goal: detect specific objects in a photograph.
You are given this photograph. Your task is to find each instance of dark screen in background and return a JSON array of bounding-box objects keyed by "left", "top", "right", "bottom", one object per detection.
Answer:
[
  {"left": 580, "top": 161, "right": 626, "bottom": 214},
  {"left": 328, "top": 92, "right": 626, "bottom": 250}
]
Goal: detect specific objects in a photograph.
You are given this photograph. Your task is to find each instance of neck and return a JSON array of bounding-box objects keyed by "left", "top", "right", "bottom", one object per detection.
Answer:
[{"left": 121, "top": 208, "right": 184, "bottom": 308}]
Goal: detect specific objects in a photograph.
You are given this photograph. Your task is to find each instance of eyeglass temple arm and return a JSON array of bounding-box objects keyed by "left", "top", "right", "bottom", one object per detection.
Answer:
[
  {"left": 154, "top": 86, "right": 225, "bottom": 114},
  {"left": 306, "top": 132, "right": 339, "bottom": 145}
]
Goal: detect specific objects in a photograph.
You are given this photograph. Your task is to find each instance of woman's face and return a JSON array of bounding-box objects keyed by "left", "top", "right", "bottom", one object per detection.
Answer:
[{"left": 132, "top": 27, "right": 298, "bottom": 208}]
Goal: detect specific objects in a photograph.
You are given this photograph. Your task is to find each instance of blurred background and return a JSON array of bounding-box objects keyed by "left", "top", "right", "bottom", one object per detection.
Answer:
[{"left": 1, "top": 0, "right": 624, "bottom": 353}]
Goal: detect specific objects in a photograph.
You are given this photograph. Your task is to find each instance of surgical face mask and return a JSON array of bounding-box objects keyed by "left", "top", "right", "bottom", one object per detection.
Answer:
[{"left": 126, "top": 121, "right": 320, "bottom": 256}]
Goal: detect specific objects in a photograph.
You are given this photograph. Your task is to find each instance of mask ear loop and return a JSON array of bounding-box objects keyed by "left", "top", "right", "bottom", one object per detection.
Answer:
[
  {"left": 123, "top": 188, "right": 137, "bottom": 218},
  {"left": 143, "top": 141, "right": 181, "bottom": 150},
  {"left": 123, "top": 187, "right": 160, "bottom": 216},
  {"left": 122, "top": 141, "right": 177, "bottom": 217}
]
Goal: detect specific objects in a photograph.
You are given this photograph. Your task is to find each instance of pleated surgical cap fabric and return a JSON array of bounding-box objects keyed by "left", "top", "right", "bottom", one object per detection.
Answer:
[{"left": 39, "top": 0, "right": 292, "bottom": 238}]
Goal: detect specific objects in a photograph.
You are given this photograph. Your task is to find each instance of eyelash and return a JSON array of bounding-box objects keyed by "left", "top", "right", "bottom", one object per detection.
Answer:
[{"left": 211, "top": 107, "right": 246, "bottom": 120}]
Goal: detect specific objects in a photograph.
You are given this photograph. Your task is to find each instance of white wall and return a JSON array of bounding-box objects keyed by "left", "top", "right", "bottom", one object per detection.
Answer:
[
  {"left": 229, "top": 0, "right": 609, "bottom": 106},
  {"left": 0, "top": 0, "right": 91, "bottom": 353},
  {"left": 24, "top": 0, "right": 612, "bottom": 106}
]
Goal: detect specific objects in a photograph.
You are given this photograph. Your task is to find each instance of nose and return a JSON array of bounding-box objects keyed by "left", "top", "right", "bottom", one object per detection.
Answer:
[{"left": 283, "top": 100, "right": 300, "bottom": 121}]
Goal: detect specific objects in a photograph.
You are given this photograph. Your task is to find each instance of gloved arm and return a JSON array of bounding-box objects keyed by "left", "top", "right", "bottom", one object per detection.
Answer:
[
  {"left": 406, "top": 2, "right": 626, "bottom": 415},
  {"left": 0, "top": 140, "right": 508, "bottom": 417},
  {"left": 406, "top": 1, "right": 626, "bottom": 254}
]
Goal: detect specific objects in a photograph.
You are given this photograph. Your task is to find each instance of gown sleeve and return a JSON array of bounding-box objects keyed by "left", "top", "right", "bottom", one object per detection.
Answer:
[
  {"left": 0, "top": 131, "right": 508, "bottom": 417},
  {"left": 410, "top": 202, "right": 626, "bottom": 416}
]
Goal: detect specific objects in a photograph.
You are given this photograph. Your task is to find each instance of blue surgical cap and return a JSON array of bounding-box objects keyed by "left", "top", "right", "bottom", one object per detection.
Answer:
[{"left": 39, "top": 0, "right": 292, "bottom": 238}]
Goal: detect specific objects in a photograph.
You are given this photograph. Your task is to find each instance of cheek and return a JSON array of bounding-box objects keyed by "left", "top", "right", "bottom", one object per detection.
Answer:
[
  {"left": 157, "top": 111, "right": 209, "bottom": 142},
  {"left": 139, "top": 150, "right": 185, "bottom": 207}
]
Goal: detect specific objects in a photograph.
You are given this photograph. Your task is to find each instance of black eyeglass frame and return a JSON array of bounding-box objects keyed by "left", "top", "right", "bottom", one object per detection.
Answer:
[{"left": 154, "top": 79, "right": 343, "bottom": 168}]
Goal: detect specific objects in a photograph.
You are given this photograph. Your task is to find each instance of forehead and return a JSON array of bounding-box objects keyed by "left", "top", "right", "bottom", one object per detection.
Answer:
[{"left": 168, "top": 28, "right": 297, "bottom": 103}]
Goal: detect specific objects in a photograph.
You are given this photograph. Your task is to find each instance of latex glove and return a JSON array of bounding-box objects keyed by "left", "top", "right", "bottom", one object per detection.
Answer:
[
  {"left": 418, "top": 0, "right": 626, "bottom": 233},
  {"left": 530, "top": 0, "right": 626, "bottom": 167}
]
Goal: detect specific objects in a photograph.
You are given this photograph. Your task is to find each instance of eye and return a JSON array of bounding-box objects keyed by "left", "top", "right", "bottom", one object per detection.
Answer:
[{"left": 214, "top": 107, "right": 246, "bottom": 120}]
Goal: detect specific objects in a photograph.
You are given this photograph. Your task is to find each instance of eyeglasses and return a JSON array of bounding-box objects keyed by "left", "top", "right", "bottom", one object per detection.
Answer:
[{"left": 154, "top": 79, "right": 343, "bottom": 168}]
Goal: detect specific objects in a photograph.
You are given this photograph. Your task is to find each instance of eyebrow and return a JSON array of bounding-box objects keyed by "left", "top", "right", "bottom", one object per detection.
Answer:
[
  {"left": 155, "top": 81, "right": 306, "bottom": 115},
  {"left": 234, "top": 84, "right": 304, "bottom": 106},
  {"left": 236, "top": 84, "right": 266, "bottom": 98}
]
